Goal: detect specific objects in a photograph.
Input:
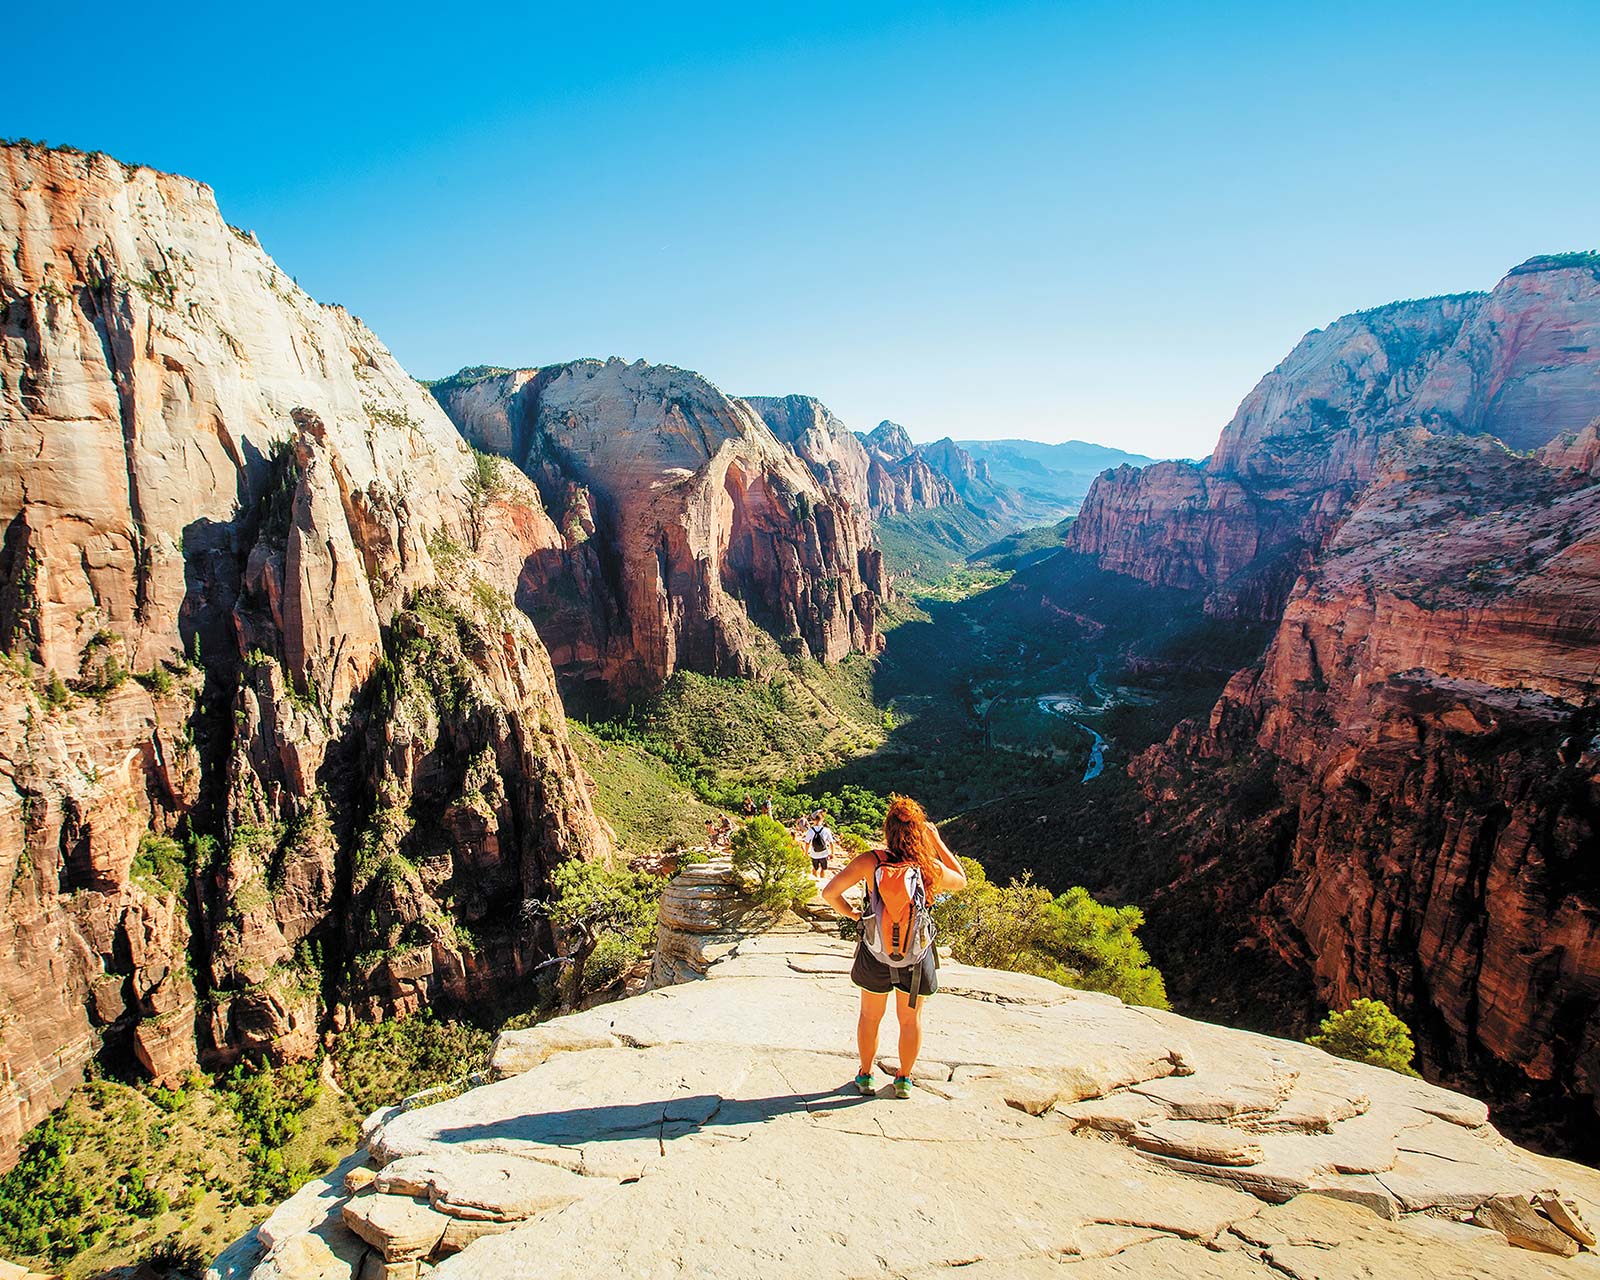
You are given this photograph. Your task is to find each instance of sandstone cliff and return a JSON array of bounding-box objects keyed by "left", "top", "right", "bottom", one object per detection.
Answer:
[
  {"left": 920, "top": 434, "right": 994, "bottom": 491},
  {"left": 858, "top": 418, "right": 964, "bottom": 515},
  {"left": 0, "top": 143, "right": 606, "bottom": 1163},
  {"left": 742, "top": 394, "right": 872, "bottom": 512},
  {"left": 1134, "top": 427, "right": 1600, "bottom": 1141},
  {"left": 433, "top": 365, "right": 884, "bottom": 694},
  {"left": 1069, "top": 258, "right": 1600, "bottom": 620},
  {"left": 219, "top": 865, "right": 1600, "bottom": 1280}
]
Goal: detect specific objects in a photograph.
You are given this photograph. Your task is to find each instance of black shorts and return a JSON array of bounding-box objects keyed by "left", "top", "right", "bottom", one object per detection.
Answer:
[
  {"left": 850, "top": 940, "right": 938, "bottom": 998},
  {"left": 812, "top": 856, "right": 830, "bottom": 873}
]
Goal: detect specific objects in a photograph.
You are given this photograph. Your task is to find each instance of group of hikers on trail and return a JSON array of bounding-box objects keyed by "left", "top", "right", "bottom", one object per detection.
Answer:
[
  {"left": 721, "top": 796, "right": 841, "bottom": 879},
  {"left": 705, "top": 792, "right": 969, "bottom": 1100}
]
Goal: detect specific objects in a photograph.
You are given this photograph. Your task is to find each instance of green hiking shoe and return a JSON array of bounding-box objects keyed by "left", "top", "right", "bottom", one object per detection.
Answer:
[
  {"left": 893, "top": 1075, "right": 913, "bottom": 1099},
  {"left": 854, "top": 1072, "right": 875, "bottom": 1095}
]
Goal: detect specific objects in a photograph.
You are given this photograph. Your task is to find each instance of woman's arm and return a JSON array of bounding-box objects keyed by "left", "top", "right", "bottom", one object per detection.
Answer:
[
  {"left": 930, "top": 826, "right": 968, "bottom": 892},
  {"left": 821, "top": 851, "right": 877, "bottom": 920}
]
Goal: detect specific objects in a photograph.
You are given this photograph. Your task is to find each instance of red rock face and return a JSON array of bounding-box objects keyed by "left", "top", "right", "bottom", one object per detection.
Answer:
[
  {"left": 0, "top": 143, "right": 608, "bottom": 1165},
  {"left": 1135, "top": 431, "right": 1600, "bottom": 1132},
  {"left": 436, "top": 364, "right": 883, "bottom": 694},
  {"left": 1067, "top": 257, "right": 1600, "bottom": 1145},
  {"left": 1070, "top": 263, "right": 1600, "bottom": 621},
  {"left": 743, "top": 395, "right": 872, "bottom": 512},
  {"left": 859, "top": 419, "right": 966, "bottom": 516}
]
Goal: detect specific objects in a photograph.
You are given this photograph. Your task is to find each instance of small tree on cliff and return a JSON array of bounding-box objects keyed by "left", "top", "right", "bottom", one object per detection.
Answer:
[
  {"left": 462, "top": 447, "right": 506, "bottom": 551},
  {"left": 730, "top": 815, "right": 813, "bottom": 911},
  {"left": 1308, "top": 998, "right": 1419, "bottom": 1076},
  {"left": 534, "top": 860, "right": 660, "bottom": 1004}
]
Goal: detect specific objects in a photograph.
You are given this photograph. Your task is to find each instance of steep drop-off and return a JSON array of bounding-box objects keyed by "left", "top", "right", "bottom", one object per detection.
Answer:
[
  {"left": 224, "top": 865, "right": 1600, "bottom": 1280},
  {"left": 1043, "top": 255, "right": 1600, "bottom": 1146},
  {"left": 0, "top": 143, "right": 606, "bottom": 1165},
  {"left": 433, "top": 368, "right": 884, "bottom": 697},
  {"left": 1135, "top": 425, "right": 1600, "bottom": 1144}
]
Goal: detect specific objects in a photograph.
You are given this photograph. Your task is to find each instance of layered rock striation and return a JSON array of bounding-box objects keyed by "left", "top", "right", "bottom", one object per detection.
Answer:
[
  {"left": 0, "top": 143, "right": 606, "bottom": 1163},
  {"left": 220, "top": 870, "right": 1600, "bottom": 1280},
  {"left": 1048, "top": 254, "right": 1600, "bottom": 1143},
  {"left": 1135, "top": 427, "right": 1600, "bottom": 1138},
  {"left": 1070, "top": 258, "right": 1600, "bottom": 620},
  {"left": 433, "top": 366, "right": 884, "bottom": 694},
  {"left": 859, "top": 418, "right": 963, "bottom": 514}
]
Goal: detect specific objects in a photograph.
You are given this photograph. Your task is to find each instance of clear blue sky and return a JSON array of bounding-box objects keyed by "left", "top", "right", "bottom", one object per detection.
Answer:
[{"left": 11, "top": 2, "right": 1598, "bottom": 458}]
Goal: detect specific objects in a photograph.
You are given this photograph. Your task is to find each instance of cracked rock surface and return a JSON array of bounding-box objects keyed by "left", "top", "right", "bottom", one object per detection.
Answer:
[{"left": 215, "top": 869, "right": 1600, "bottom": 1280}]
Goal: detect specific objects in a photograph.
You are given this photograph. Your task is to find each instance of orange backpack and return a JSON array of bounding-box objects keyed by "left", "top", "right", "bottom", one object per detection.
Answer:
[{"left": 862, "top": 852, "right": 937, "bottom": 1004}]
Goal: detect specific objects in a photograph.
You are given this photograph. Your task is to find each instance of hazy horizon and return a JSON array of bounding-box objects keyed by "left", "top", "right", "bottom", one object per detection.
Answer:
[{"left": 11, "top": 1, "right": 1597, "bottom": 459}]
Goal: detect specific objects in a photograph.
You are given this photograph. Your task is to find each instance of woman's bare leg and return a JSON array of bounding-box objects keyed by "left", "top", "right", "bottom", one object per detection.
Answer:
[
  {"left": 857, "top": 990, "right": 888, "bottom": 1075},
  {"left": 893, "top": 987, "right": 923, "bottom": 1077}
]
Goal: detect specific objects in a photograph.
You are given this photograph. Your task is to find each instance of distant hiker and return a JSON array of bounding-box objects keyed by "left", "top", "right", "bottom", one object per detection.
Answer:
[
  {"left": 805, "top": 814, "right": 837, "bottom": 878},
  {"left": 705, "top": 817, "right": 718, "bottom": 849},
  {"left": 821, "top": 796, "right": 967, "bottom": 1100},
  {"left": 763, "top": 796, "right": 776, "bottom": 820},
  {"left": 717, "top": 814, "right": 735, "bottom": 848},
  {"left": 742, "top": 794, "right": 756, "bottom": 817}
]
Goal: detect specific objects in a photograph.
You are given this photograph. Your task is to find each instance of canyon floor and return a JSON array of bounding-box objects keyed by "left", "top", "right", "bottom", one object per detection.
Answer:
[{"left": 217, "top": 864, "right": 1600, "bottom": 1280}]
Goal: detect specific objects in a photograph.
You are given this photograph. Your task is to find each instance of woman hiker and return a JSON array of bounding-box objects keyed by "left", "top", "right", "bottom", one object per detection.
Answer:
[{"left": 821, "top": 796, "right": 967, "bottom": 1099}]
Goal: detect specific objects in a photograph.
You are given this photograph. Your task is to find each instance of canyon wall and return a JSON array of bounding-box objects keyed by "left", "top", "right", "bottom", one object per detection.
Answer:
[
  {"left": 1055, "top": 255, "right": 1600, "bottom": 1144},
  {"left": 434, "top": 368, "right": 884, "bottom": 695},
  {"left": 858, "top": 418, "right": 963, "bottom": 515},
  {"left": 1070, "top": 259, "right": 1600, "bottom": 620},
  {"left": 1134, "top": 424, "right": 1600, "bottom": 1138},
  {"left": 742, "top": 394, "right": 871, "bottom": 512},
  {"left": 0, "top": 143, "right": 606, "bottom": 1164}
]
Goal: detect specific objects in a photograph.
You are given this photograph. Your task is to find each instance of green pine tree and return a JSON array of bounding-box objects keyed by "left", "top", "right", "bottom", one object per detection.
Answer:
[{"left": 1307, "top": 998, "right": 1419, "bottom": 1076}]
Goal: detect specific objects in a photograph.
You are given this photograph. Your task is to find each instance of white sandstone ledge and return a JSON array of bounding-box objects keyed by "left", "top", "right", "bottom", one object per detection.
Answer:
[{"left": 214, "top": 869, "right": 1600, "bottom": 1280}]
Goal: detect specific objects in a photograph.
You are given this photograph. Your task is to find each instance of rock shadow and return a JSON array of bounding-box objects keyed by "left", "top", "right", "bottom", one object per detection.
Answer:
[{"left": 431, "top": 1085, "right": 872, "bottom": 1149}]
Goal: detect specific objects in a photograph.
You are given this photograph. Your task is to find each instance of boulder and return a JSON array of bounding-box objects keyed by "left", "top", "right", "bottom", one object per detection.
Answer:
[{"left": 1474, "top": 1194, "right": 1581, "bottom": 1257}]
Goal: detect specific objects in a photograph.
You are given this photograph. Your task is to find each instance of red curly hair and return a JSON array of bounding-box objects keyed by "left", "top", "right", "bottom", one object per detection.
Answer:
[{"left": 882, "top": 795, "right": 941, "bottom": 892}]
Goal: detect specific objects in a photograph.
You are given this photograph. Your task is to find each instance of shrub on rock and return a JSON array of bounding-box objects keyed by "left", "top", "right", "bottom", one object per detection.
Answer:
[
  {"left": 1307, "top": 998, "right": 1419, "bottom": 1076},
  {"left": 538, "top": 860, "right": 661, "bottom": 1003},
  {"left": 933, "top": 856, "right": 1168, "bottom": 1008},
  {"left": 730, "top": 816, "right": 813, "bottom": 911}
]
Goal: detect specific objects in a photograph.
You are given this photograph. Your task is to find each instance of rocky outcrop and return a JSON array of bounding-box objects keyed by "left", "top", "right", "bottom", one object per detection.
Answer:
[
  {"left": 742, "top": 394, "right": 871, "bottom": 512},
  {"left": 433, "top": 363, "right": 883, "bottom": 693},
  {"left": 0, "top": 142, "right": 606, "bottom": 1162},
  {"left": 1134, "top": 428, "right": 1600, "bottom": 1140},
  {"left": 1543, "top": 420, "right": 1600, "bottom": 478},
  {"left": 646, "top": 857, "right": 752, "bottom": 986},
  {"left": 218, "top": 886, "right": 1600, "bottom": 1280},
  {"left": 857, "top": 418, "right": 963, "bottom": 516},
  {"left": 920, "top": 435, "right": 993, "bottom": 491},
  {"left": 1069, "top": 259, "right": 1600, "bottom": 619}
]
